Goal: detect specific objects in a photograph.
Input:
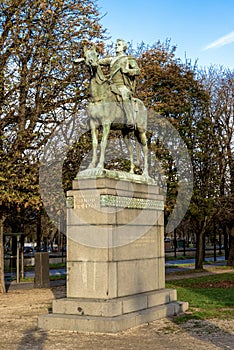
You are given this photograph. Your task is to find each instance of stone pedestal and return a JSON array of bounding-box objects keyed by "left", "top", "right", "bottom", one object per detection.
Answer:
[{"left": 38, "top": 172, "right": 188, "bottom": 333}]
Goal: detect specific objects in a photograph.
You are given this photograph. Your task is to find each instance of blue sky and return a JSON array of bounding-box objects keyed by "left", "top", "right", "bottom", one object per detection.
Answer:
[{"left": 97, "top": 0, "right": 234, "bottom": 69}]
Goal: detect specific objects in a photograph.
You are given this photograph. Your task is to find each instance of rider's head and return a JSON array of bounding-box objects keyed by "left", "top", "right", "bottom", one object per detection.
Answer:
[{"left": 116, "top": 39, "right": 127, "bottom": 53}]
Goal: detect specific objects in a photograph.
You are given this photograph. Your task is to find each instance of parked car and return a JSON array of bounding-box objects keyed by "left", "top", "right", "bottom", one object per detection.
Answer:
[
  {"left": 23, "top": 246, "right": 34, "bottom": 255},
  {"left": 33, "top": 245, "right": 52, "bottom": 253}
]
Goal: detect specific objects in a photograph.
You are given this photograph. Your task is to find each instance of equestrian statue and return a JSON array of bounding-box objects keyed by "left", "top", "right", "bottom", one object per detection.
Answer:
[{"left": 74, "top": 39, "right": 149, "bottom": 177}]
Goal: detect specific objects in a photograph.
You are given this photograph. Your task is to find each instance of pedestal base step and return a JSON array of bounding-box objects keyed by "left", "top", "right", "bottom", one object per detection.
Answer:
[
  {"left": 53, "top": 288, "right": 178, "bottom": 317},
  {"left": 38, "top": 288, "right": 188, "bottom": 333},
  {"left": 38, "top": 301, "right": 188, "bottom": 333}
]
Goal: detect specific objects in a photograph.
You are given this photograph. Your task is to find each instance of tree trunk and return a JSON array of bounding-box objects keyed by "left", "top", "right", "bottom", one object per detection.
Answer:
[
  {"left": 36, "top": 211, "right": 41, "bottom": 252},
  {"left": 227, "top": 226, "right": 234, "bottom": 267},
  {"left": 195, "top": 232, "right": 204, "bottom": 270},
  {"left": 195, "top": 216, "right": 208, "bottom": 270},
  {"left": 0, "top": 217, "right": 6, "bottom": 293},
  {"left": 224, "top": 225, "right": 229, "bottom": 260}
]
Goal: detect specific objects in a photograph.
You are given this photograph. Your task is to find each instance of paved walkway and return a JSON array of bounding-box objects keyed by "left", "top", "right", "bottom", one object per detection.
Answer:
[{"left": 5, "top": 257, "right": 233, "bottom": 290}]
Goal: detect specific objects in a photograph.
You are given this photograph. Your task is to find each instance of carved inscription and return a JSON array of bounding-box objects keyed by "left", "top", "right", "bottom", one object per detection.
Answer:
[{"left": 75, "top": 195, "right": 100, "bottom": 209}]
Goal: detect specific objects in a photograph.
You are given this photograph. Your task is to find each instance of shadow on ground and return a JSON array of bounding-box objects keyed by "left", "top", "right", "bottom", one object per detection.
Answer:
[{"left": 13, "top": 274, "right": 234, "bottom": 350}]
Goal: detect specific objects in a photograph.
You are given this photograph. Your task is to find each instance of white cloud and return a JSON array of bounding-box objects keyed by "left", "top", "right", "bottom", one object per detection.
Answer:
[{"left": 203, "top": 30, "right": 234, "bottom": 50}]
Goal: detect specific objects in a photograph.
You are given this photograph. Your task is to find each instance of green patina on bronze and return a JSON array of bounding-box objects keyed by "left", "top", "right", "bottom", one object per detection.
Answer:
[
  {"left": 100, "top": 194, "right": 164, "bottom": 210},
  {"left": 74, "top": 39, "right": 149, "bottom": 178}
]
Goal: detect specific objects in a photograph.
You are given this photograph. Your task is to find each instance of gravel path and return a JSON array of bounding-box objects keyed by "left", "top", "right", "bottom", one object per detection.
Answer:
[{"left": 0, "top": 283, "right": 233, "bottom": 350}]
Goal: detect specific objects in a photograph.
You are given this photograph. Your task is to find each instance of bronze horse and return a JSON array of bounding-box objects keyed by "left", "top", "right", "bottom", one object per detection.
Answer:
[{"left": 83, "top": 46, "right": 149, "bottom": 176}]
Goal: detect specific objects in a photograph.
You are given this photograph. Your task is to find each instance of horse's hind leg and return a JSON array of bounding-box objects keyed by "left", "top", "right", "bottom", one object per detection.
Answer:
[
  {"left": 135, "top": 140, "right": 141, "bottom": 168},
  {"left": 136, "top": 129, "right": 149, "bottom": 177},
  {"left": 88, "top": 119, "right": 98, "bottom": 169},
  {"left": 97, "top": 122, "right": 111, "bottom": 168},
  {"left": 123, "top": 131, "right": 135, "bottom": 174}
]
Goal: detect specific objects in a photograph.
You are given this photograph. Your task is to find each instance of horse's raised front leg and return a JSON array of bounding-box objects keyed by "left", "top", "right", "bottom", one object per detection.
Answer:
[
  {"left": 88, "top": 119, "right": 98, "bottom": 169},
  {"left": 97, "top": 122, "right": 111, "bottom": 168}
]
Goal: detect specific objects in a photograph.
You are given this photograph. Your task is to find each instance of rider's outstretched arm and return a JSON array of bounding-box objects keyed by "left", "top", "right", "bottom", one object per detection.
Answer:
[
  {"left": 73, "top": 58, "right": 85, "bottom": 64},
  {"left": 98, "top": 57, "right": 112, "bottom": 65}
]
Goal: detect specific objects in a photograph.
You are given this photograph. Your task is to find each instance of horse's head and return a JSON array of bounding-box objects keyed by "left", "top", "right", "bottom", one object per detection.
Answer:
[
  {"left": 84, "top": 45, "right": 99, "bottom": 68},
  {"left": 83, "top": 45, "right": 109, "bottom": 102}
]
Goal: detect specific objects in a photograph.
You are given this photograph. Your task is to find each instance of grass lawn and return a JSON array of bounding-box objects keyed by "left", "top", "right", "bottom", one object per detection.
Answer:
[
  {"left": 166, "top": 272, "right": 234, "bottom": 322},
  {"left": 14, "top": 274, "right": 66, "bottom": 283}
]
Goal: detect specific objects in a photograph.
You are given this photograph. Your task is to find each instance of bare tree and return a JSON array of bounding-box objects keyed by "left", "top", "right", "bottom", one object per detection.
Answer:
[
  {"left": 199, "top": 66, "right": 234, "bottom": 266},
  {"left": 0, "top": 0, "right": 106, "bottom": 292}
]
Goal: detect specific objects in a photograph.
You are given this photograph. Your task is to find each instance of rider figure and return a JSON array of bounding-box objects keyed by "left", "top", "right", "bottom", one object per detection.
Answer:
[{"left": 98, "top": 39, "right": 141, "bottom": 128}]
